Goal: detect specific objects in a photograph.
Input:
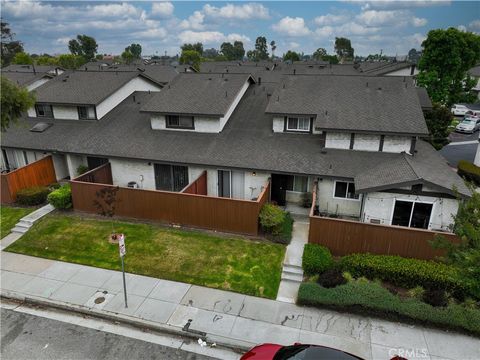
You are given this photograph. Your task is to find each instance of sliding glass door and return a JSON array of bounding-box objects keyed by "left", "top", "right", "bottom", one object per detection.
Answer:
[
  {"left": 154, "top": 164, "right": 189, "bottom": 192},
  {"left": 218, "top": 170, "right": 245, "bottom": 199},
  {"left": 391, "top": 200, "right": 433, "bottom": 229}
]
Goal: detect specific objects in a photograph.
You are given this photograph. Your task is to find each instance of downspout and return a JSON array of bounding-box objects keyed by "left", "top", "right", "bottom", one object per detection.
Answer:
[{"left": 359, "top": 191, "right": 366, "bottom": 222}]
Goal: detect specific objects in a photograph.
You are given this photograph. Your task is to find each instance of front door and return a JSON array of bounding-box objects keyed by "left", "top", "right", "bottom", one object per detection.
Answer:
[{"left": 271, "top": 174, "right": 293, "bottom": 206}]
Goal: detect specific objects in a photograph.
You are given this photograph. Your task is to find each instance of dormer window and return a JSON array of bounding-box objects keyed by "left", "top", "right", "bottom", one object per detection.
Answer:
[
  {"left": 166, "top": 115, "right": 194, "bottom": 129},
  {"left": 35, "top": 104, "right": 53, "bottom": 118},
  {"left": 78, "top": 106, "right": 96, "bottom": 120},
  {"left": 286, "top": 116, "right": 310, "bottom": 132}
]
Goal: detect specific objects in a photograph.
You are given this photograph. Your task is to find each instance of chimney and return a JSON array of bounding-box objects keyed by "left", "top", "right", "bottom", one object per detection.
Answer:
[{"left": 410, "top": 64, "right": 416, "bottom": 76}]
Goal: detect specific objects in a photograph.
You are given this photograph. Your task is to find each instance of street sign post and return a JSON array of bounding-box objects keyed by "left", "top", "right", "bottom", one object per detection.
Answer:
[{"left": 118, "top": 234, "right": 128, "bottom": 308}]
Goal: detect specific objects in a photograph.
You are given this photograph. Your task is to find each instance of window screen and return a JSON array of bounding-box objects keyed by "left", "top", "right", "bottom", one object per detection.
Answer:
[
  {"left": 35, "top": 104, "right": 53, "bottom": 118},
  {"left": 293, "top": 176, "right": 308, "bottom": 192},
  {"left": 154, "top": 164, "right": 189, "bottom": 191},
  {"left": 166, "top": 115, "right": 194, "bottom": 129},
  {"left": 287, "top": 117, "right": 310, "bottom": 131}
]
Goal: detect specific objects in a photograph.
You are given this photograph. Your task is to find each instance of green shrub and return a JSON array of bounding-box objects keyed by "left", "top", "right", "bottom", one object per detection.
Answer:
[
  {"left": 407, "top": 286, "right": 425, "bottom": 300},
  {"left": 16, "top": 186, "right": 50, "bottom": 205},
  {"left": 259, "top": 203, "right": 285, "bottom": 235},
  {"left": 339, "top": 253, "right": 472, "bottom": 299},
  {"left": 457, "top": 160, "right": 480, "bottom": 185},
  {"left": 76, "top": 164, "right": 89, "bottom": 176},
  {"left": 47, "top": 184, "right": 72, "bottom": 209},
  {"left": 302, "top": 244, "right": 334, "bottom": 275},
  {"left": 297, "top": 280, "right": 480, "bottom": 335},
  {"left": 317, "top": 268, "right": 346, "bottom": 288}
]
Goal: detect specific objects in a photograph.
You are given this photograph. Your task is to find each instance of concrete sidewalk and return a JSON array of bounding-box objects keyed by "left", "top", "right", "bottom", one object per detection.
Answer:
[{"left": 1, "top": 252, "right": 478, "bottom": 360}]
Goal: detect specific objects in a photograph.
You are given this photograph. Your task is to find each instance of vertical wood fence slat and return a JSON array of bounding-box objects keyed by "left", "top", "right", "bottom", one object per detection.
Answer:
[{"left": 1, "top": 156, "right": 56, "bottom": 204}]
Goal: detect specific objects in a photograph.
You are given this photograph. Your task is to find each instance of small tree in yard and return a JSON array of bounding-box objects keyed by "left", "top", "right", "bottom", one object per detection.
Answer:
[
  {"left": 93, "top": 187, "right": 120, "bottom": 237},
  {"left": 1, "top": 76, "right": 35, "bottom": 131},
  {"left": 433, "top": 190, "right": 480, "bottom": 298}
]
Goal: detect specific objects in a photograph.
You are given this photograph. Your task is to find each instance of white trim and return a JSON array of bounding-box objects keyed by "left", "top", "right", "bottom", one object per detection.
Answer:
[
  {"left": 286, "top": 116, "right": 310, "bottom": 132},
  {"left": 332, "top": 180, "right": 361, "bottom": 201},
  {"left": 390, "top": 198, "right": 435, "bottom": 229}
]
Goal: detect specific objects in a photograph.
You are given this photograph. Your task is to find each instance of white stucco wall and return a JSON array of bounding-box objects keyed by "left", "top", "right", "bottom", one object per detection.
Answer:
[
  {"left": 353, "top": 134, "right": 381, "bottom": 151},
  {"left": 362, "top": 191, "right": 459, "bottom": 231},
  {"left": 272, "top": 116, "right": 284, "bottom": 133},
  {"left": 27, "top": 107, "right": 36, "bottom": 117},
  {"left": 317, "top": 178, "right": 362, "bottom": 217},
  {"left": 383, "top": 136, "right": 412, "bottom": 153},
  {"left": 245, "top": 171, "right": 269, "bottom": 200},
  {"left": 325, "top": 132, "right": 351, "bottom": 149},
  {"left": 96, "top": 76, "right": 161, "bottom": 119},
  {"left": 66, "top": 154, "right": 87, "bottom": 179},
  {"left": 51, "top": 154, "right": 69, "bottom": 180},
  {"left": 109, "top": 158, "right": 156, "bottom": 190},
  {"left": 27, "top": 77, "right": 51, "bottom": 91},
  {"left": 53, "top": 106, "right": 79, "bottom": 120},
  {"left": 151, "top": 115, "right": 221, "bottom": 133}
]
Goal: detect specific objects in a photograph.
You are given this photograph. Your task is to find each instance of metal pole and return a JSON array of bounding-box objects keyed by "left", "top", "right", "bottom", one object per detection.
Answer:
[{"left": 121, "top": 256, "right": 128, "bottom": 308}]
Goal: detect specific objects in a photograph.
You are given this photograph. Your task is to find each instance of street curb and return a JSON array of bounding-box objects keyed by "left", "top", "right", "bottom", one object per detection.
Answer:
[{"left": 1, "top": 291, "right": 253, "bottom": 354}]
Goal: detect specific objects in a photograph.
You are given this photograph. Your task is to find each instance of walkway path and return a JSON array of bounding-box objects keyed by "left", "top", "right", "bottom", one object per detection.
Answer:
[
  {"left": 276, "top": 214, "right": 309, "bottom": 303},
  {"left": 2, "top": 251, "right": 478, "bottom": 360}
]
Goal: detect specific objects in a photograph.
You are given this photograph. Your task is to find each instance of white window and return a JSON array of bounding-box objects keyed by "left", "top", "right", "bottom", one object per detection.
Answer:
[
  {"left": 35, "top": 104, "right": 53, "bottom": 117},
  {"left": 286, "top": 175, "right": 309, "bottom": 192},
  {"left": 166, "top": 115, "right": 194, "bottom": 129},
  {"left": 287, "top": 117, "right": 310, "bottom": 132},
  {"left": 333, "top": 181, "right": 359, "bottom": 200},
  {"left": 78, "top": 106, "right": 96, "bottom": 120}
]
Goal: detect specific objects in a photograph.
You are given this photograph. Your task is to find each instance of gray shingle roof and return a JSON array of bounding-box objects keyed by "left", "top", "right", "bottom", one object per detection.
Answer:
[
  {"left": 79, "top": 64, "right": 179, "bottom": 84},
  {"left": 266, "top": 75, "right": 429, "bottom": 135},
  {"left": 355, "top": 140, "right": 470, "bottom": 197},
  {"left": 358, "top": 61, "right": 412, "bottom": 75},
  {"left": 2, "top": 64, "right": 60, "bottom": 73},
  {"left": 2, "top": 71, "right": 52, "bottom": 87},
  {"left": 32, "top": 71, "right": 155, "bottom": 105},
  {"left": 416, "top": 87, "right": 433, "bottom": 110},
  {"left": 141, "top": 73, "right": 253, "bottom": 116},
  {"left": 2, "top": 85, "right": 466, "bottom": 199}
]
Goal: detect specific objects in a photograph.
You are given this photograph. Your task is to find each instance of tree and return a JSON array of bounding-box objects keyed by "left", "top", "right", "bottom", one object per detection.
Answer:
[
  {"left": 179, "top": 50, "right": 201, "bottom": 71},
  {"left": 36, "top": 54, "right": 58, "bottom": 66},
  {"left": 203, "top": 48, "right": 219, "bottom": 59},
  {"left": 1, "top": 77, "right": 35, "bottom": 131},
  {"left": 254, "top": 36, "right": 269, "bottom": 61},
  {"left": 11, "top": 52, "right": 33, "bottom": 65},
  {"left": 323, "top": 55, "right": 339, "bottom": 64},
  {"left": 220, "top": 41, "right": 245, "bottom": 61},
  {"left": 433, "top": 190, "right": 480, "bottom": 299},
  {"left": 283, "top": 50, "right": 300, "bottom": 62},
  {"left": 424, "top": 103, "right": 453, "bottom": 150},
  {"left": 181, "top": 43, "right": 203, "bottom": 54},
  {"left": 312, "top": 48, "right": 327, "bottom": 60},
  {"left": 334, "top": 37, "right": 354, "bottom": 62},
  {"left": 57, "top": 54, "right": 86, "bottom": 69},
  {"left": 417, "top": 28, "right": 480, "bottom": 106},
  {"left": 68, "top": 34, "right": 98, "bottom": 61},
  {"left": 246, "top": 50, "right": 255, "bottom": 61},
  {"left": 270, "top": 40, "right": 276, "bottom": 59},
  {"left": 408, "top": 48, "right": 421, "bottom": 63},
  {"left": 125, "top": 43, "right": 141, "bottom": 59},
  {"left": 121, "top": 50, "right": 135, "bottom": 64},
  {"left": 1, "top": 21, "right": 24, "bottom": 66}
]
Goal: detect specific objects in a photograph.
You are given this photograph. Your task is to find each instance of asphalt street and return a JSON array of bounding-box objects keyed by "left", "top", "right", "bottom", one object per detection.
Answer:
[
  {"left": 439, "top": 129, "right": 478, "bottom": 168},
  {"left": 1, "top": 308, "right": 215, "bottom": 360}
]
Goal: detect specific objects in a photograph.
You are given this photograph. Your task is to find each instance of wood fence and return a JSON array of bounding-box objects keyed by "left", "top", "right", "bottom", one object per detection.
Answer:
[
  {"left": 1, "top": 156, "right": 56, "bottom": 204},
  {"left": 70, "top": 164, "right": 270, "bottom": 236},
  {"left": 308, "top": 181, "right": 459, "bottom": 260},
  {"left": 181, "top": 171, "right": 207, "bottom": 195}
]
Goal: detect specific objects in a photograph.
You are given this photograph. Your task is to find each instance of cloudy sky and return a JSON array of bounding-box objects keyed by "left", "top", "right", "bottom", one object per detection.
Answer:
[{"left": 2, "top": 1, "right": 479, "bottom": 57}]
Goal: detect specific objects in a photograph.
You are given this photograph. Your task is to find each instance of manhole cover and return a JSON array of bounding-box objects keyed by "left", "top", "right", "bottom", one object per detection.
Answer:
[{"left": 94, "top": 297, "right": 105, "bottom": 304}]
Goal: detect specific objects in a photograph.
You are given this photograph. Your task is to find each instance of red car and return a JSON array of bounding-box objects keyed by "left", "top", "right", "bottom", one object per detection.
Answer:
[{"left": 240, "top": 343, "right": 364, "bottom": 360}]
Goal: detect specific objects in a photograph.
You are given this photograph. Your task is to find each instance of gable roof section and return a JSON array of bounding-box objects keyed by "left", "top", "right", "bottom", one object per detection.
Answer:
[
  {"left": 141, "top": 73, "right": 253, "bottom": 116},
  {"left": 2, "top": 71, "right": 53, "bottom": 87},
  {"left": 32, "top": 71, "right": 159, "bottom": 105},
  {"left": 265, "top": 75, "right": 429, "bottom": 135},
  {"left": 2, "top": 64, "right": 61, "bottom": 73},
  {"left": 358, "top": 61, "right": 412, "bottom": 75},
  {"left": 416, "top": 87, "right": 433, "bottom": 110},
  {"left": 355, "top": 140, "right": 470, "bottom": 197}
]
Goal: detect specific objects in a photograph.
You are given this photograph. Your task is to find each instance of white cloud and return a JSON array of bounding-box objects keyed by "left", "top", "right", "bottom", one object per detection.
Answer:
[
  {"left": 178, "top": 31, "right": 249, "bottom": 45},
  {"left": 457, "top": 25, "right": 467, "bottom": 32},
  {"left": 315, "top": 26, "right": 335, "bottom": 38},
  {"left": 86, "top": 3, "right": 142, "bottom": 18},
  {"left": 468, "top": 19, "right": 480, "bottom": 32},
  {"left": 179, "top": 11, "right": 205, "bottom": 30},
  {"left": 203, "top": 3, "right": 270, "bottom": 20},
  {"left": 412, "top": 17, "right": 428, "bottom": 27},
  {"left": 134, "top": 28, "right": 168, "bottom": 39},
  {"left": 356, "top": 9, "right": 427, "bottom": 27},
  {"left": 288, "top": 41, "right": 300, "bottom": 49},
  {"left": 314, "top": 14, "right": 349, "bottom": 26},
  {"left": 151, "top": 2, "right": 174, "bottom": 17},
  {"left": 347, "top": 0, "right": 450, "bottom": 11},
  {"left": 272, "top": 17, "right": 310, "bottom": 37},
  {"left": 55, "top": 37, "right": 71, "bottom": 45}
]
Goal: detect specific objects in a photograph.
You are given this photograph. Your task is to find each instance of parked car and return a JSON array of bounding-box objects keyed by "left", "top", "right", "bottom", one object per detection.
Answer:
[
  {"left": 451, "top": 104, "right": 470, "bottom": 116},
  {"left": 464, "top": 110, "right": 480, "bottom": 118},
  {"left": 240, "top": 343, "right": 364, "bottom": 360},
  {"left": 455, "top": 117, "right": 480, "bottom": 133}
]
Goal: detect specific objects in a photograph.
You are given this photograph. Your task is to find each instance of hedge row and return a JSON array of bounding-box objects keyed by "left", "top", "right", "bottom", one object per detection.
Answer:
[
  {"left": 16, "top": 186, "right": 50, "bottom": 206},
  {"left": 339, "top": 253, "right": 472, "bottom": 299},
  {"left": 302, "top": 244, "right": 333, "bottom": 275},
  {"left": 457, "top": 160, "right": 480, "bottom": 185},
  {"left": 297, "top": 281, "right": 480, "bottom": 336},
  {"left": 47, "top": 184, "right": 72, "bottom": 210}
]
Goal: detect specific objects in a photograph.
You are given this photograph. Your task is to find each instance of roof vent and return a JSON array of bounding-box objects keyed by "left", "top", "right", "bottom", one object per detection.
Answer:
[{"left": 30, "top": 122, "right": 52, "bottom": 133}]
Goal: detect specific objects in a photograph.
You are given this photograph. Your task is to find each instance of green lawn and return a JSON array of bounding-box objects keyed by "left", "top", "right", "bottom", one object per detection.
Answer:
[
  {"left": 6, "top": 214, "right": 286, "bottom": 299},
  {"left": 1, "top": 206, "right": 36, "bottom": 239}
]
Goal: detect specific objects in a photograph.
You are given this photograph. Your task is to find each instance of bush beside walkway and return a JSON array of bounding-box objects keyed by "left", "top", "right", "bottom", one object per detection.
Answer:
[{"left": 5, "top": 214, "right": 285, "bottom": 299}]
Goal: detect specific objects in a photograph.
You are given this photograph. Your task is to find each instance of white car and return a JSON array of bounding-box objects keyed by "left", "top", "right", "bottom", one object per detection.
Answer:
[
  {"left": 456, "top": 117, "right": 480, "bottom": 133},
  {"left": 451, "top": 104, "right": 470, "bottom": 116}
]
